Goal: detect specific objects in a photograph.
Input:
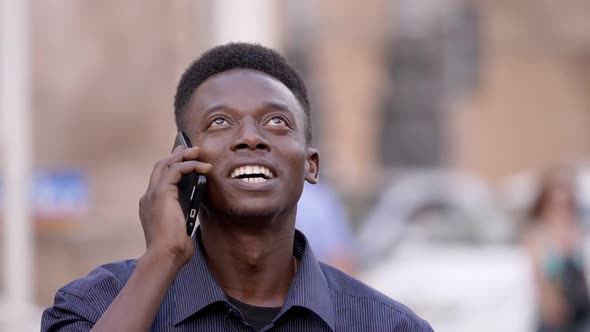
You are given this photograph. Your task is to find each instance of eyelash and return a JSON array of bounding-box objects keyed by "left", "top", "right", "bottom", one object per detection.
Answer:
[
  {"left": 208, "top": 116, "right": 229, "bottom": 128},
  {"left": 266, "top": 116, "right": 286, "bottom": 126},
  {"left": 206, "top": 115, "right": 291, "bottom": 129}
]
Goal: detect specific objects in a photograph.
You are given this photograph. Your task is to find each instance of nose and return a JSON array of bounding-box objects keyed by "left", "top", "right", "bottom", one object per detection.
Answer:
[{"left": 230, "top": 120, "right": 271, "bottom": 152}]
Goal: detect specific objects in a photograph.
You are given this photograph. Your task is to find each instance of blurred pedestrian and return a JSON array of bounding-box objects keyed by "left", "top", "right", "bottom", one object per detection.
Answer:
[
  {"left": 296, "top": 182, "right": 357, "bottom": 274},
  {"left": 524, "top": 168, "right": 590, "bottom": 332}
]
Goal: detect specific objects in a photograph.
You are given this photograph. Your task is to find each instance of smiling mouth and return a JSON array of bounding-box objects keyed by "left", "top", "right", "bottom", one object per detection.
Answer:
[{"left": 230, "top": 165, "right": 276, "bottom": 183}]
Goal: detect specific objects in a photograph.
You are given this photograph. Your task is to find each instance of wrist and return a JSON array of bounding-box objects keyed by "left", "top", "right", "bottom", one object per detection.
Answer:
[{"left": 140, "top": 248, "right": 188, "bottom": 275}]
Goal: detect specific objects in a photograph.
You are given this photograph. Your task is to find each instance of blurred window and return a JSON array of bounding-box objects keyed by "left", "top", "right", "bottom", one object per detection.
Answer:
[{"left": 380, "top": 0, "right": 480, "bottom": 168}]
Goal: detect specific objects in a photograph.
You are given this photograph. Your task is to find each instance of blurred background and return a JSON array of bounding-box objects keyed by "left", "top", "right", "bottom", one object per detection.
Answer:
[{"left": 2, "top": 0, "right": 590, "bottom": 331}]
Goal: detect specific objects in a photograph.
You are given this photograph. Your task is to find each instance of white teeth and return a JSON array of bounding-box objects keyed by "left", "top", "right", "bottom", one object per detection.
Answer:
[
  {"left": 239, "top": 177, "right": 268, "bottom": 183},
  {"left": 231, "top": 165, "right": 274, "bottom": 179}
]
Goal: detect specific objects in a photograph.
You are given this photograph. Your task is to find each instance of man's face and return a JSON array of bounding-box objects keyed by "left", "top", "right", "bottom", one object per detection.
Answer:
[{"left": 183, "top": 69, "right": 319, "bottom": 218}]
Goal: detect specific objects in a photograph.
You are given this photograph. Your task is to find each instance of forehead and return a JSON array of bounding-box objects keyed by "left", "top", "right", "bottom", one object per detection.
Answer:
[{"left": 188, "top": 69, "right": 304, "bottom": 118}]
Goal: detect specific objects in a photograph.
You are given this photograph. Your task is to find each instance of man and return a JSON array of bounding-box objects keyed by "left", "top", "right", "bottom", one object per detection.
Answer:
[{"left": 42, "top": 43, "right": 433, "bottom": 331}]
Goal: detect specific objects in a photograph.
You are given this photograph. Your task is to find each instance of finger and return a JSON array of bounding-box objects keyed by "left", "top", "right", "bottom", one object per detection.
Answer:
[
  {"left": 149, "top": 146, "right": 199, "bottom": 187},
  {"left": 166, "top": 146, "right": 200, "bottom": 165},
  {"left": 161, "top": 160, "right": 212, "bottom": 186},
  {"left": 172, "top": 145, "right": 184, "bottom": 153},
  {"left": 181, "top": 146, "right": 201, "bottom": 162}
]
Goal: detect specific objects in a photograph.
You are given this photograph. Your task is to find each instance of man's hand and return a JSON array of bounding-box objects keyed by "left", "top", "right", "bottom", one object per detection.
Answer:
[
  {"left": 89, "top": 146, "right": 212, "bottom": 332},
  {"left": 139, "top": 146, "right": 212, "bottom": 267}
]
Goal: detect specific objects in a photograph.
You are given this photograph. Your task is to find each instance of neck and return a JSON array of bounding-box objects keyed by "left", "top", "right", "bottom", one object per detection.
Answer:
[{"left": 199, "top": 210, "right": 297, "bottom": 307}]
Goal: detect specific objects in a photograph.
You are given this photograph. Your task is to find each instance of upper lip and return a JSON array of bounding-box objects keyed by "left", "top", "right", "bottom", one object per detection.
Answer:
[{"left": 227, "top": 161, "right": 278, "bottom": 179}]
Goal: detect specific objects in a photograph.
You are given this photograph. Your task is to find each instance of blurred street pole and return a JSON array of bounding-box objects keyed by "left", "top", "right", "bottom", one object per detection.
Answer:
[
  {"left": 212, "top": 0, "right": 278, "bottom": 48},
  {"left": 1, "top": 0, "right": 34, "bottom": 329}
]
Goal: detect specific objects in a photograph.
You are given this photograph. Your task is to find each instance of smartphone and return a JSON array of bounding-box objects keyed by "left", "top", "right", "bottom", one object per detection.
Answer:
[{"left": 172, "top": 132, "right": 207, "bottom": 238}]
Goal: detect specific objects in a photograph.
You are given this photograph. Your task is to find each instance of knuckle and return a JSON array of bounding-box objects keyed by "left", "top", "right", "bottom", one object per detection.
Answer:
[
  {"left": 154, "top": 160, "right": 166, "bottom": 169},
  {"left": 145, "top": 189, "right": 160, "bottom": 201}
]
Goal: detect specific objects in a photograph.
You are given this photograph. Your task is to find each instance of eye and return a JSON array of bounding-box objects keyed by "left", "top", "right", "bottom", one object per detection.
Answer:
[
  {"left": 209, "top": 117, "right": 229, "bottom": 127},
  {"left": 266, "top": 116, "right": 287, "bottom": 126}
]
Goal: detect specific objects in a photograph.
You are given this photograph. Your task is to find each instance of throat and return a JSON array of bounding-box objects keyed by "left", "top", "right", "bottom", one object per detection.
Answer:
[
  {"left": 198, "top": 213, "right": 298, "bottom": 305},
  {"left": 199, "top": 224, "right": 297, "bottom": 307},
  {"left": 215, "top": 253, "right": 296, "bottom": 306}
]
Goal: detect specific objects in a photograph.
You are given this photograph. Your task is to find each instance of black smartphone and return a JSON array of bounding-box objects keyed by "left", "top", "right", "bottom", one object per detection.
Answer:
[{"left": 172, "top": 132, "right": 207, "bottom": 238}]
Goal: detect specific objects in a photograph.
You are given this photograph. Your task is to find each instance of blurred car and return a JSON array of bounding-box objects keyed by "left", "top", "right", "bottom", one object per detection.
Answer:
[{"left": 356, "top": 170, "right": 534, "bottom": 332}]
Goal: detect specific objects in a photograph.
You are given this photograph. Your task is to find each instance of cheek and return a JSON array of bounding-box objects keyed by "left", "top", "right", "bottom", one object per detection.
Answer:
[
  {"left": 193, "top": 139, "right": 230, "bottom": 194},
  {"left": 194, "top": 136, "right": 229, "bottom": 164},
  {"left": 279, "top": 142, "right": 307, "bottom": 172},
  {"left": 281, "top": 149, "right": 307, "bottom": 185}
]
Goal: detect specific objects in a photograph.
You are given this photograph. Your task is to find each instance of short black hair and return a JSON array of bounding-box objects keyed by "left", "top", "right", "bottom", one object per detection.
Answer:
[{"left": 174, "top": 42, "right": 312, "bottom": 144}]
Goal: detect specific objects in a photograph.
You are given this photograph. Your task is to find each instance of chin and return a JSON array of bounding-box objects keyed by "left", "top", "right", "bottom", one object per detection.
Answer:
[
  {"left": 225, "top": 205, "right": 280, "bottom": 219},
  {"left": 224, "top": 197, "right": 300, "bottom": 220}
]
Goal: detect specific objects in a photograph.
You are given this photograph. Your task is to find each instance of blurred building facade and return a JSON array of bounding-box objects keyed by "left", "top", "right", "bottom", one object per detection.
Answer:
[{"left": 3, "top": 0, "right": 590, "bottom": 306}]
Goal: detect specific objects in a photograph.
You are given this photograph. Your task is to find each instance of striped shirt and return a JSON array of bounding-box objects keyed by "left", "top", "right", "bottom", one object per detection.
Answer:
[{"left": 42, "top": 229, "right": 433, "bottom": 331}]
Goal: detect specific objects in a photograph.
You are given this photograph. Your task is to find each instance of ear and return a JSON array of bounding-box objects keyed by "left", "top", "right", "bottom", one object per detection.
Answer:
[{"left": 305, "top": 148, "right": 320, "bottom": 184}]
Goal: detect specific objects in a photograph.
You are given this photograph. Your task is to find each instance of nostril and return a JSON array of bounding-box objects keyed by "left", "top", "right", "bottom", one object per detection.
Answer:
[
  {"left": 235, "top": 143, "right": 249, "bottom": 150},
  {"left": 230, "top": 134, "right": 271, "bottom": 151},
  {"left": 256, "top": 143, "right": 269, "bottom": 150}
]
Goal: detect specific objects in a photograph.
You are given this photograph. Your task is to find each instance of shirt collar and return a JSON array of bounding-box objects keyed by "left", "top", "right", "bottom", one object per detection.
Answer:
[
  {"left": 171, "top": 227, "right": 335, "bottom": 331},
  {"left": 280, "top": 230, "right": 335, "bottom": 330},
  {"left": 171, "top": 227, "right": 227, "bottom": 325}
]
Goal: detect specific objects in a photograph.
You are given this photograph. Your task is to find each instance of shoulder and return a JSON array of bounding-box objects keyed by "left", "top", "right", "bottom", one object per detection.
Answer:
[
  {"left": 42, "top": 259, "right": 137, "bottom": 330},
  {"left": 320, "top": 263, "right": 433, "bottom": 331},
  {"left": 62, "top": 259, "right": 136, "bottom": 294},
  {"left": 56, "top": 259, "right": 136, "bottom": 311}
]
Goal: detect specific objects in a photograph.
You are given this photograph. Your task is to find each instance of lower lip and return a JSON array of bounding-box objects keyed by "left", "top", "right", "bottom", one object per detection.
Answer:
[{"left": 228, "top": 177, "right": 278, "bottom": 190}]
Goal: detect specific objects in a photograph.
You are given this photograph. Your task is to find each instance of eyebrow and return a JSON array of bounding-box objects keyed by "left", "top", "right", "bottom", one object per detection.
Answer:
[
  {"left": 202, "top": 104, "right": 228, "bottom": 118},
  {"left": 202, "top": 102, "right": 295, "bottom": 117},
  {"left": 263, "top": 102, "right": 294, "bottom": 114}
]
